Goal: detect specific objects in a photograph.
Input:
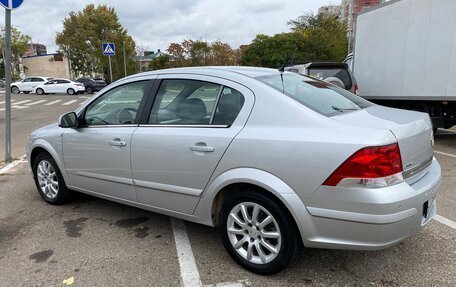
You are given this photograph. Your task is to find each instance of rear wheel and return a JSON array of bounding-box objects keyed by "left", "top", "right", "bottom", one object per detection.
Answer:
[
  {"left": 67, "top": 88, "right": 75, "bottom": 95},
  {"left": 32, "top": 152, "right": 71, "bottom": 205},
  {"left": 11, "top": 86, "right": 20, "bottom": 94},
  {"left": 219, "top": 190, "right": 298, "bottom": 274},
  {"left": 36, "top": 88, "right": 44, "bottom": 95},
  {"left": 86, "top": 87, "right": 93, "bottom": 94}
]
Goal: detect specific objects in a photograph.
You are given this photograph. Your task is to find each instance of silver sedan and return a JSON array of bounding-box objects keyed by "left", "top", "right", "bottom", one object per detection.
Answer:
[{"left": 26, "top": 67, "right": 442, "bottom": 274}]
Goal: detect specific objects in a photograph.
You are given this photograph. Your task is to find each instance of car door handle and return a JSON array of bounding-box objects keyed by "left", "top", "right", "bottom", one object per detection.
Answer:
[
  {"left": 110, "top": 139, "right": 126, "bottom": 147},
  {"left": 189, "top": 143, "right": 214, "bottom": 153}
]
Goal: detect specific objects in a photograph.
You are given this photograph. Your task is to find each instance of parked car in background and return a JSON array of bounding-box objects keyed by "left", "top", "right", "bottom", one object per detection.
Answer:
[
  {"left": 285, "top": 62, "right": 358, "bottom": 94},
  {"left": 76, "top": 77, "right": 107, "bottom": 94},
  {"left": 33, "top": 78, "right": 85, "bottom": 95},
  {"left": 11, "top": 76, "right": 53, "bottom": 94},
  {"left": 27, "top": 67, "right": 440, "bottom": 274}
]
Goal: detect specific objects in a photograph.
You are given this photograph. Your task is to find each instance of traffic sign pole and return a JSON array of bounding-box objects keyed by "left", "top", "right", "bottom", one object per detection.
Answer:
[
  {"left": 1, "top": 0, "right": 24, "bottom": 162},
  {"left": 108, "top": 55, "right": 113, "bottom": 84},
  {"left": 4, "top": 8, "right": 12, "bottom": 162}
]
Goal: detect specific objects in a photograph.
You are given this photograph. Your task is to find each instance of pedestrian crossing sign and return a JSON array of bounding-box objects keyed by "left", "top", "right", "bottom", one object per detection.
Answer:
[{"left": 102, "top": 43, "right": 115, "bottom": 56}]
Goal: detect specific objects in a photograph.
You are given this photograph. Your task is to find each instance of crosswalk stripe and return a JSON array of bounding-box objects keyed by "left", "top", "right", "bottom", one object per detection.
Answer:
[
  {"left": 0, "top": 100, "right": 16, "bottom": 105},
  {"left": 62, "top": 100, "right": 78, "bottom": 105},
  {"left": 44, "top": 100, "right": 62, "bottom": 106},
  {"left": 12, "top": 100, "right": 33, "bottom": 105},
  {"left": 26, "top": 100, "right": 47, "bottom": 106}
]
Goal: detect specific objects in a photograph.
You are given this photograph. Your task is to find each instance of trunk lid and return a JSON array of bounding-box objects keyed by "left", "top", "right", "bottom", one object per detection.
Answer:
[{"left": 332, "top": 105, "right": 434, "bottom": 178}]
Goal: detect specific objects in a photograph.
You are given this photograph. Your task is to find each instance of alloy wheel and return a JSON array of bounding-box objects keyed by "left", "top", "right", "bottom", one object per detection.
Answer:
[
  {"left": 36, "top": 160, "right": 59, "bottom": 199},
  {"left": 226, "top": 202, "right": 281, "bottom": 264}
]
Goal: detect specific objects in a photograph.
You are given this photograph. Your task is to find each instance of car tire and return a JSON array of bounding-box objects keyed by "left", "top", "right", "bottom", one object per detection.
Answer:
[
  {"left": 11, "top": 86, "right": 20, "bottom": 94},
  {"left": 86, "top": 87, "right": 93, "bottom": 94},
  {"left": 67, "top": 88, "right": 75, "bottom": 95},
  {"left": 32, "top": 152, "right": 72, "bottom": 205},
  {"left": 219, "top": 190, "right": 298, "bottom": 275},
  {"left": 324, "top": 77, "right": 345, "bottom": 89},
  {"left": 36, "top": 88, "right": 44, "bottom": 95}
]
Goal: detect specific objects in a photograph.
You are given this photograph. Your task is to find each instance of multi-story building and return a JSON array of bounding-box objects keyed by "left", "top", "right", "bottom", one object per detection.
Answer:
[
  {"left": 318, "top": 5, "right": 342, "bottom": 18},
  {"left": 24, "top": 43, "right": 47, "bottom": 57},
  {"left": 337, "top": 0, "right": 385, "bottom": 52}
]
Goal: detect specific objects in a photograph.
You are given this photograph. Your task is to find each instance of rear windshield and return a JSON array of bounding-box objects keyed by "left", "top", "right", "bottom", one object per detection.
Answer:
[
  {"left": 256, "top": 72, "right": 372, "bottom": 117},
  {"left": 307, "top": 67, "right": 352, "bottom": 90}
]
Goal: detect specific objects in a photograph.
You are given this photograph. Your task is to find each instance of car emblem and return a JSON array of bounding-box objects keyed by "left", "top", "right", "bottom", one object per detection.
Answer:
[{"left": 405, "top": 162, "right": 415, "bottom": 169}]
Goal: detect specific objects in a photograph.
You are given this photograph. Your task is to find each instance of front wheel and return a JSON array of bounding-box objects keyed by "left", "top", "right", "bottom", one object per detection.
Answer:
[
  {"left": 32, "top": 152, "right": 71, "bottom": 205},
  {"left": 219, "top": 190, "right": 298, "bottom": 274},
  {"left": 11, "top": 86, "right": 20, "bottom": 94},
  {"left": 36, "top": 88, "right": 44, "bottom": 95},
  {"left": 86, "top": 87, "right": 93, "bottom": 94},
  {"left": 67, "top": 88, "right": 75, "bottom": 95}
]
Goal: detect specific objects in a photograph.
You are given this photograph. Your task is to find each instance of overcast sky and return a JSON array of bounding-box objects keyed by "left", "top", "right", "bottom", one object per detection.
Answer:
[{"left": 1, "top": 0, "right": 341, "bottom": 53}]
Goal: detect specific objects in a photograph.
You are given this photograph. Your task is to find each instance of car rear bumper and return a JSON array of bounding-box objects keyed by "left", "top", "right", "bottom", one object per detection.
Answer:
[{"left": 300, "top": 157, "right": 442, "bottom": 250}]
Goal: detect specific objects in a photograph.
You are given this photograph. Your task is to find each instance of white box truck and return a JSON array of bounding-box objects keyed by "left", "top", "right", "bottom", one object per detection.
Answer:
[{"left": 350, "top": 0, "right": 456, "bottom": 130}]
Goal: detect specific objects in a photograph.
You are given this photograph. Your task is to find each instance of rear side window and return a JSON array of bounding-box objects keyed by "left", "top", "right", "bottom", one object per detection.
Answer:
[
  {"left": 149, "top": 79, "right": 221, "bottom": 125},
  {"left": 148, "top": 79, "right": 244, "bottom": 126},
  {"left": 307, "top": 67, "right": 352, "bottom": 90},
  {"left": 256, "top": 73, "right": 372, "bottom": 117}
]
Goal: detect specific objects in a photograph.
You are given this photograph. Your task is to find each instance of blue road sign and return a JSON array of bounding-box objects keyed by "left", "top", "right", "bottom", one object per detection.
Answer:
[
  {"left": 102, "top": 43, "right": 115, "bottom": 56},
  {"left": 0, "top": 0, "right": 24, "bottom": 9}
]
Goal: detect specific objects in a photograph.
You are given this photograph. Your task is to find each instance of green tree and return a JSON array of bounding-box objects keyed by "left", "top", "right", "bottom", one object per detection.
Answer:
[
  {"left": 0, "top": 27, "right": 32, "bottom": 79},
  {"left": 167, "top": 39, "right": 239, "bottom": 67},
  {"left": 56, "top": 4, "right": 136, "bottom": 82},
  {"left": 209, "top": 40, "right": 238, "bottom": 65},
  {"left": 288, "top": 14, "right": 348, "bottom": 62},
  {"left": 241, "top": 14, "right": 348, "bottom": 68}
]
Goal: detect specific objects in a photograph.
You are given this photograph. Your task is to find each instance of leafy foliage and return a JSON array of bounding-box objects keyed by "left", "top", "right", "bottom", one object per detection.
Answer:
[
  {"left": 167, "top": 39, "right": 239, "bottom": 67},
  {"left": 56, "top": 4, "right": 136, "bottom": 81},
  {"left": 0, "top": 27, "right": 32, "bottom": 79},
  {"left": 241, "top": 14, "right": 348, "bottom": 68}
]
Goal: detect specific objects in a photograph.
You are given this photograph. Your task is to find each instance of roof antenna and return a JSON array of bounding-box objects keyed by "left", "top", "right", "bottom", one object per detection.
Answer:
[{"left": 278, "top": 54, "right": 292, "bottom": 73}]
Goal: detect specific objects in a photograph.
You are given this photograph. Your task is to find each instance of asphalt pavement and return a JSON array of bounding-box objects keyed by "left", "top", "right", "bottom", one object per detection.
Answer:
[{"left": 1, "top": 92, "right": 455, "bottom": 286}]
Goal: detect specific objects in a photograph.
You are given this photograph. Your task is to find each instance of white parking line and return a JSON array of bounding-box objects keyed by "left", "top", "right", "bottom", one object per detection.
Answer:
[
  {"left": 62, "top": 100, "right": 78, "bottom": 105},
  {"left": 434, "top": 150, "right": 456, "bottom": 159},
  {"left": 45, "top": 100, "right": 62, "bottom": 106},
  {"left": 434, "top": 214, "right": 456, "bottom": 230},
  {"left": 171, "top": 218, "right": 202, "bottom": 287},
  {"left": 26, "top": 100, "right": 47, "bottom": 106},
  {"left": 0, "top": 155, "right": 27, "bottom": 175}
]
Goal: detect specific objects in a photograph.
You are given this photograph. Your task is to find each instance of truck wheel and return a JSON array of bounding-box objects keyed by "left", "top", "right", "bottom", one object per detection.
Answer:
[{"left": 219, "top": 190, "right": 298, "bottom": 275}]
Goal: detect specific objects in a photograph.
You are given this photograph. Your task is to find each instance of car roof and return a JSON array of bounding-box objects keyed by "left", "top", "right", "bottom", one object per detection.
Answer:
[{"left": 123, "top": 66, "right": 282, "bottom": 82}]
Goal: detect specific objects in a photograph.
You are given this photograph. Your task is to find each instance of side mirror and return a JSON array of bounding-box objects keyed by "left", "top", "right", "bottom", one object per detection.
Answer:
[{"left": 58, "top": 112, "right": 78, "bottom": 128}]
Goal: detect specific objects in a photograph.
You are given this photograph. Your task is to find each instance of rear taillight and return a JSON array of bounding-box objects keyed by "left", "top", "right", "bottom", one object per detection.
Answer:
[
  {"left": 354, "top": 84, "right": 359, "bottom": 95},
  {"left": 323, "top": 143, "right": 403, "bottom": 188}
]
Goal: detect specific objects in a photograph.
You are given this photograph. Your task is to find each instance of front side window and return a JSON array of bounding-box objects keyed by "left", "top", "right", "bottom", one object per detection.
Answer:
[
  {"left": 22, "top": 78, "right": 32, "bottom": 82},
  {"left": 149, "top": 79, "right": 221, "bottom": 125},
  {"left": 256, "top": 72, "right": 372, "bottom": 117},
  {"left": 84, "top": 81, "right": 147, "bottom": 126},
  {"left": 32, "top": 78, "right": 44, "bottom": 82},
  {"left": 57, "top": 80, "right": 70, "bottom": 84}
]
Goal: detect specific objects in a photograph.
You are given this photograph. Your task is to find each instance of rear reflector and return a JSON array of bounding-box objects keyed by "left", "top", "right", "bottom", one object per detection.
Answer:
[
  {"left": 323, "top": 143, "right": 403, "bottom": 188},
  {"left": 354, "top": 84, "right": 359, "bottom": 95}
]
